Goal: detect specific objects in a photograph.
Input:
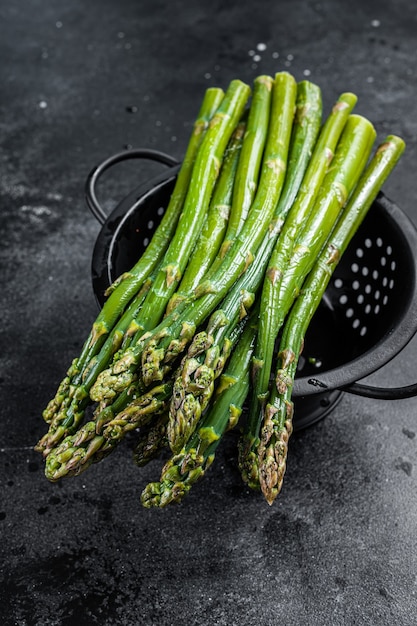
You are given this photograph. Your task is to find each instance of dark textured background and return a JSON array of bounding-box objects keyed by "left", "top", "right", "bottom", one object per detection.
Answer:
[{"left": 1, "top": 1, "right": 417, "bottom": 624}]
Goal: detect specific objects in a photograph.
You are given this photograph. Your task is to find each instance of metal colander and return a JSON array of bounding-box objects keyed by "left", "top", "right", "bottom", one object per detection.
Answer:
[{"left": 86, "top": 149, "right": 417, "bottom": 430}]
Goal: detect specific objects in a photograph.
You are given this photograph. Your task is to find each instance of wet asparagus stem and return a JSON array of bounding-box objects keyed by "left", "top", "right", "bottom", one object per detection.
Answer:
[
  {"left": 239, "top": 113, "right": 377, "bottom": 487},
  {"left": 257, "top": 134, "right": 406, "bottom": 505},
  {"left": 36, "top": 81, "right": 249, "bottom": 454},
  {"left": 87, "top": 72, "right": 296, "bottom": 410},
  {"left": 166, "top": 73, "right": 276, "bottom": 313},
  {"left": 209, "top": 74, "right": 274, "bottom": 267},
  {"left": 166, "top": 79, "right": 323, "bottom": 454},
  {"left": 141, "top": 308, "right": 259, "bottom": 508},
  {"left": 125, "top": 78, "right": 250, "bottom": 330},
  {"left": 42, "top": 86, "right": 224, "bottom": 426},
  {"left": 137, "top": 71, "right": 297, "bottom": 388},
  {"left": 165, "top": 116, "right": 247, "bottom": 314}
]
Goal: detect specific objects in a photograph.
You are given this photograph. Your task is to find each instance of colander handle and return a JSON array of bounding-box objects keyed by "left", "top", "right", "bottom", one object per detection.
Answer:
[
  {"left": 341, "top": 380, "right": 417, "bottom": 400},
  {"left": 85, "top": 148, "right": 179, "bottom": 225}
]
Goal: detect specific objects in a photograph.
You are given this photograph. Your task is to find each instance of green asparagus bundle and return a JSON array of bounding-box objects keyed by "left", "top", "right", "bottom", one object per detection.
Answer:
[
  {"left": 36, "top": 70, "right": 406, "bottom": 509},
  {"left": 256, "top": 134, "right": 406, "bottom": 505},
  {"left": 141, "top": 307, "right": 259, "bottom": 508},
  {"left": 165, "top": 79, "right": 323, "bottom": 455},
  {"left": 238, "top": 113, "right": 377, "bottom": 488},
  {"left": 36, "top": 80, "right": 250, "bottom": 455},
  {"left": 41, "top": 71, "right": 296, "bottom": 480}
]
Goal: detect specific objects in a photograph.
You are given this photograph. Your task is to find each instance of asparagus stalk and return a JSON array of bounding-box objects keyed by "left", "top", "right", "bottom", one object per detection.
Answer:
[
  {"left": 36, "top": 81, "right": 249, "bottom": 455},
  {"left": 127, "top": 79, "right": 251, "bottom": 329},
  {"left": 210, "top": 74, "right": 274, "bottom": 265},
  {"left": 165, "top": 117, "right": 247, "bottom": 314},
  {"left": 137, "top": 71, "right": 297, "bottom": 388},
  {"left": 86, "top": 72, "right": 294, "bottom": 409},
  {"left": 141, "top": 308, "right": 258, "bottom": 508},
  {"left": 166, "top": 79, "right": 323, "bottom": 454},
  {"left": 239, "top": 113, "right": 377, "bottom": 488},
  {"left": 257, "top": 134, "right": 406, "bottom": 505},
  {"left": 42, "top": 86, "right": 224, "bottom": 425}
]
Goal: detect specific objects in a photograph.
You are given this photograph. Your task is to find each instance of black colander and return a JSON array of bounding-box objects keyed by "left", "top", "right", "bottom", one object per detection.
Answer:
[{"left": 86, "top": 148, "right": 417, "bottom": 430}]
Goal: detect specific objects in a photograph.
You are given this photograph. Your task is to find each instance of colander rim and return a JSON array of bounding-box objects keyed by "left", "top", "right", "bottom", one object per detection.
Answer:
[{"left": 292, "top": 193, "right": 417, "bottom": 396}]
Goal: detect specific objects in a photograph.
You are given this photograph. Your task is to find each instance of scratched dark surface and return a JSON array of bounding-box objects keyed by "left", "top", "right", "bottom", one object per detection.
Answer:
[{"left": 1, "top": 1, "right": 417, "bottom": 624}]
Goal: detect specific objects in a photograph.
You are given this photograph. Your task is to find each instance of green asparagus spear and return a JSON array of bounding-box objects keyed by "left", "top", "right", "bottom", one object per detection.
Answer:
[
  {"left": 257, "top": 134, "right": 406, "bottom": 505},
  {"left": 141, "top": 308, "right": 258, "bottom": 508},
  {"left": 166, "top": 79, "right": 323, "bottom": 454},
  {"left": 137, "top": 71, "right": 297, "bottom": 387},
  {"left": 36, "top": 81, "right": 249, "bottom": 455},
  {"left": 211, "top": 74, "right": 274, "bottom": 263},
  {"left": 127, "top": 79, "right": 251, "bottom": 329},
  {"left": 165, "top": 117, "right": 247, "bottom": 314},
  {"left": 42, "top": 86, "right": 224, "bottom": 425},
  {"left": 240, "top": 113, "right": 377, "bottom": 488},
  {"left": 86, "top": 72, "right": 295, "bottom": 410}
]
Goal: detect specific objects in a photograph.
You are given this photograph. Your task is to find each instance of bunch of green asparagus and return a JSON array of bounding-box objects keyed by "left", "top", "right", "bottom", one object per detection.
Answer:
[{"left": 35, "top": 71, "right": 405, "bottom": 507}]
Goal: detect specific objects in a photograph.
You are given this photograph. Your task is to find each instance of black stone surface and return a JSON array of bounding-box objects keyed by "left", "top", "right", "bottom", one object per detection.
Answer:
[{"left": 1, "top": 1, "right": 417, "bottom": 624}]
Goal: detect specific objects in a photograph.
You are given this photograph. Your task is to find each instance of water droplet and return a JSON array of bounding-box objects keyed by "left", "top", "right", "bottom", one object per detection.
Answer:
[
  {"left": 366, "top": 76, "right": 374, "bottom": 83},
  {"left": 204, "top": 72, "right": 211, "bottom": 79},
  {"left": 253, "top": 54, "right": 261, "bottom": 62},
  {"left": 256, "top": 42, "right": 267, "bottom": 51},
  {"left": 38, "top": 100, "right": 48, "bottom": 109},
  {"left": 371, "top": 19, "right": 381, "bottom": 27},
  {"left": 248, "top": 49, "right": 255, "bottom": 57},
  {"left": 303, "top": 69, "right": 311, "bottom": 76},
  {"left": 272, "top": 51, "right": 279, "bottom": 59},
  {"left": 117, "top": 31, "right": 125, "bottom": 39},
  {"left": 56, "top": 20, "right": 63, "bottom": 28}
]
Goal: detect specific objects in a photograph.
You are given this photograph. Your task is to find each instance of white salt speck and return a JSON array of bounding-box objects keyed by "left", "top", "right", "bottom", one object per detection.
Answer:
[
  {"left": 21, "top": 205, "right": 52, "bottom": 217},
  {"left": 253, "top": 54, "right": 261, "bottom": 62},
  {"left": 371, "top": 19, "right": 381, "bottom": 27},
  {"left": 204, "top": 72, "right": 212, "bottom": 79},
  {"left": 256, "top": 42, "right": 267, "bottom": 51},
  {"left": 171, "top": 136, "right": 177, "bottom": 142},
  {"left": 38, "top": 100, "right": 48, "bottom": 109},
  {"left": 287, "top": 53, "right": 294, "bottom": 61},
  {"left": 366, "top": 76, "right": 374, "bottom": 83},
  {"left": 124, "top": 42, "right": 132, "bottom": 50},
  {"left": 251, "top": 63, "right": 258, "bottom": 70},
  {"left": 143, "top": 94, "right": 150, "bottom": 102},
  {"left": 155, "top": 120, "right": 162, "bottom": 126},
  {"left": 272, "top": 51, "right": 279, "bottom": 59},
  {"left": 214, "top": 64, "right": 220, "bottom": 71},
  {"left": 384, "top": 56, "right": 391, "bottom": 64},
  {"left": 41, "top": 49, "right": 48, "bottom": 59},
  {"left": 117, "top": 31, "right": 125, "bottom": 39},
  {"left": 56, "top": 20, "right": 63, "bottom": 28},
  {"left": 303, "top": 69, "right": 311, "bottom": 76},
  {"left": 284, "top": 60, "right": 292, "bottom": 67},
  {"left": 248, "top": 50, "right": 255, "bottom": 56}
]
